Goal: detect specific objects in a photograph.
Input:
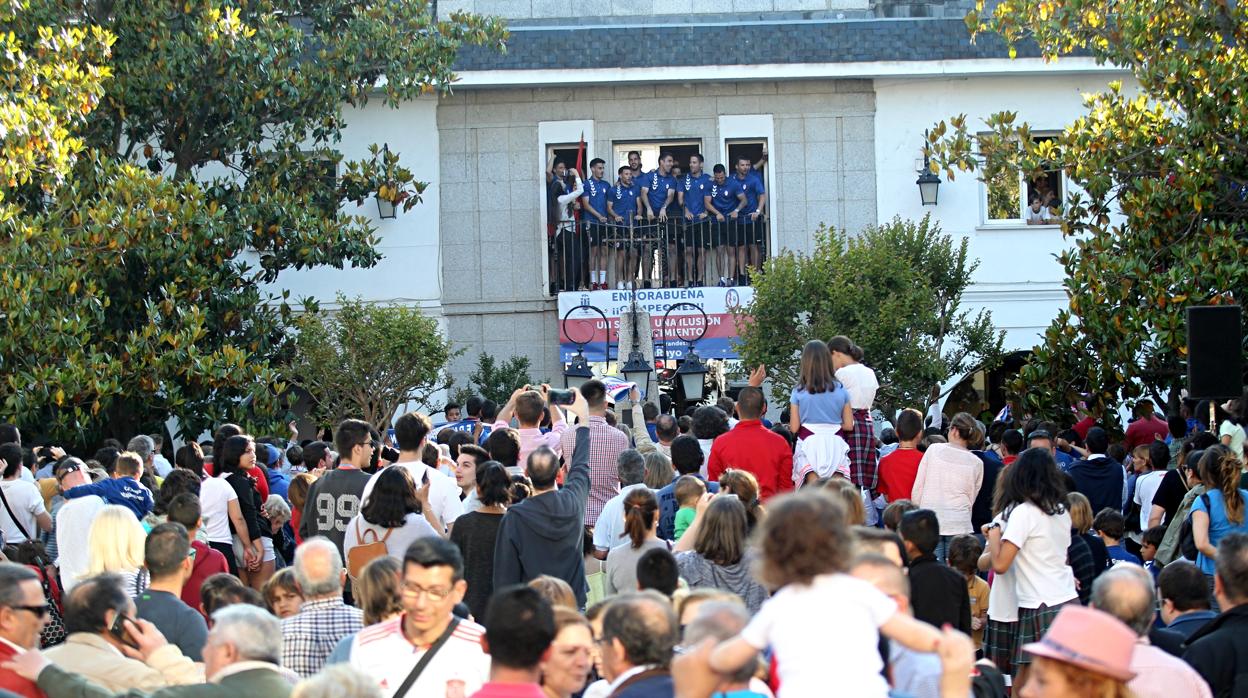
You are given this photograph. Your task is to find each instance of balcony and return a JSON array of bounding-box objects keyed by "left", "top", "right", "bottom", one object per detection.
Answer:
[{"left": 547, "top": 216, "right": 772, "bottom": 294}]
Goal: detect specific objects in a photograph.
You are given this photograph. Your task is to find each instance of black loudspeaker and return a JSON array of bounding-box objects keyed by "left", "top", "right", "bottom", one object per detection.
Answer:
[{"left": 1187, "top": 305, "right": 1243, "bottom": 399}]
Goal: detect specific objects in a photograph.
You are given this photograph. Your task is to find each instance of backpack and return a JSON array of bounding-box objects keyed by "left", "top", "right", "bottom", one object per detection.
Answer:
[
  {"left": 3, "top": 542, "right": 67, "bottom": 648},
  {"left": 346, "top": 518, "right": 394, "bottom": 581},
  {"left": 1177, "top": 493, "right": 1211, "bottom": 562}
]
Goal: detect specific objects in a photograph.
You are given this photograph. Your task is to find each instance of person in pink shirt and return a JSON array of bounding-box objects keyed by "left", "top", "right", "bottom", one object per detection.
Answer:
[{"left": 493, "top": 386, "right": 566, "bottom": 474}]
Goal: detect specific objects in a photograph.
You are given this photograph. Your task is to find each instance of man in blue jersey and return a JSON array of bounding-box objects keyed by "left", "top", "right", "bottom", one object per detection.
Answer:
[
  {"left": 679, "top": 154, "right": 713, "bottom": 287},
  {"left": 581, "top": 157, "right": 612, "bottom": 290},
  {"left": 732, "top": 155, "right": 767, "bottom": 285},
  {"left": 627, "top": 150, "right": 644, "bottom": 183},
  {"left": 607, "top": 166, "right": 642, "bottom": 290},
  {"left": 704, "top": 164, "right": 747, "bottom": 287},
  {"left": 641, "top": 152, "right": 677, "bottom": 290}
]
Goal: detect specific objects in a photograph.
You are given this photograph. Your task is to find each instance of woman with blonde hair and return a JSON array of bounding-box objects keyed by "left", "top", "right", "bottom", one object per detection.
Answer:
[
  {"left": 717, "top": 469, "right": 765, "bottom": 531},
  {"left": 529, "top": 575, "right": 578, "bottom": 610},
  {"left": 85, "top": 504, "right": 148, "bottom": 593},
  {"left": 325, "top": 556, "right": 404, "bottom": 665},
  {"left": 789, "top": 340, "right": 854, "bottom": 485},
  {"left": 1066, "top": 491, "right": 1109, "bottom": 574},
  {"left": 642, "top": 451, "right": 675, "bottom": 490},
  {"left": 817, "top": 476, "right": 866, "bottom": 526}
]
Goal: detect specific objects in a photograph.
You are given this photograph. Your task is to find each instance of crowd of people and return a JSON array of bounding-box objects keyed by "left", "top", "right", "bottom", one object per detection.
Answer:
[
  {"left": 547, "top": 150, "right": 769, "bottom": 292},
  {"left": 0, "top": 336, "right": 1244, "bottom": 698}
]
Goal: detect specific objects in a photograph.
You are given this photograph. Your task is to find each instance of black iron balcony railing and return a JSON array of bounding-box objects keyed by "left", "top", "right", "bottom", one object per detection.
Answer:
[{"left": 547, "top": 215, "right": 771, "bottom": 294}]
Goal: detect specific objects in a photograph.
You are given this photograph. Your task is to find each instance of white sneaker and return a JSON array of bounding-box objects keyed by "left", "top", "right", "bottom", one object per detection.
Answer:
[{"left": 617, "top": 281, "right": 625, "bottom": 290}]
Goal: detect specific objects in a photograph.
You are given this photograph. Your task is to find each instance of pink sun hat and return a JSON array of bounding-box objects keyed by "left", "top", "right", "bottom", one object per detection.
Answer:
[{"left": 1021, "top": 605, "right": 1138, "bottom": 683}]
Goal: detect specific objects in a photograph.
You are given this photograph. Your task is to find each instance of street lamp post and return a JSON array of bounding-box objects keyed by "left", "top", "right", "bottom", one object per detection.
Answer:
[
  {"left": 661, "top": 301, "right": 709, "bottom": 404},
  {"left": 917, "top": 130, "right": 941, "bottom": 206},
  {"left": 560, "top": 304, "right": 608, "bottom": 389},
  {"left": 620, "top": 291, "right": 654, "bottom": 399}
]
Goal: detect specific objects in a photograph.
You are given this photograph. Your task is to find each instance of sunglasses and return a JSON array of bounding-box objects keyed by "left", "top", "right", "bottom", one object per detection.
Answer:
[
  {"left": 9, "top": 604, "right": 50, "bottom": 618},
  {"left": 56, "top": 464, "right": 82, "bottom": 482}
]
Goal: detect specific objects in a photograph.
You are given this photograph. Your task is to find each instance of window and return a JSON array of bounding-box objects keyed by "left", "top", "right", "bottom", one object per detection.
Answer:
[
  {"left": 612, "top": 140, "right": 704, "bottom": 177},
  {"left": 726, "top": 139, "right": 767, "bottom": 178},
  {"left": 983, "top": 135, "right": 1062, "bottom": 224}
]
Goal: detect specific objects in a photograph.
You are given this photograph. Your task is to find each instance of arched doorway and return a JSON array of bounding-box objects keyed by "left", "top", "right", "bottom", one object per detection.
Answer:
[{"left": 942, "top": 351, "right": 1032, "bottom": 424}]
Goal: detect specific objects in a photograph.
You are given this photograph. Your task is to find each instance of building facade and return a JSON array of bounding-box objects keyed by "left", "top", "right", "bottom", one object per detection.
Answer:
[{"left": 271, "top": 0, "right": 1131, "bottom": 408}]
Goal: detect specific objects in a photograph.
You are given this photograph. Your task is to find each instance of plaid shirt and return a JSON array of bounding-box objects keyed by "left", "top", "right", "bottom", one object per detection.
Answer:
[
  {"left": 280, "top": 596, "right": 363, "bottom": 677},
  {"left": 560, "top": 415, "right": 628, "bottom": 527}
]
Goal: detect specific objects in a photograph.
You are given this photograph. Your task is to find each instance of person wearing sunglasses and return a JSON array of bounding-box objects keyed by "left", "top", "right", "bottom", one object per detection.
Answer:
[{"left": 0, "top": 561, "right": 50, "bottom": 698}]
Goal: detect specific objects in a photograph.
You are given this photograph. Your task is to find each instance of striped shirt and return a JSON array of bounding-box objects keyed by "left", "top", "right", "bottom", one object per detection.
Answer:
[{"left": 560, "top": 416, "right": 628, "bottom": 527}]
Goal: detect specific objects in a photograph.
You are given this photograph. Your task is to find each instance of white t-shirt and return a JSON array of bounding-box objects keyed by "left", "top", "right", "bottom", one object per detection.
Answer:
[
  {"left": 986, "top": 513, "right": 1019, "bottom": 623},
  {"left": 56, "top": 495, "right": 105, "bottom": 592},
  {"left": 835, "top": 363, "right": 879, "bottom": 410},
  {"left": 361, "top": 461, "right": 463, "bottom": 531},
  {"left": 592, "top": 483, "right": 652, "bottom": 552},
  {"left": 1133, "top": 470, "right": 1167, "bottom": 531},
  {"left": 0, "top": 479, "right": 46, "bottom": 544},
  {"left": 350, "top": 615, "right": 489, "bottom": 698},
  {"left": 198, "top": 476, "right": 239, "bottom": 544},
  {"left": 1001, "top": 502, "right": 1078, "bottom": 608},
  {"left": 741, "top": 573, "right": 898, "bottom": 697},
  {"left": 1219, "top": 420, "right": 1246, "bottom": 458}
]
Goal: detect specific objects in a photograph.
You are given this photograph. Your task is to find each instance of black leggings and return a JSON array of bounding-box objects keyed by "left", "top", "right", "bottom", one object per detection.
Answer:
[{"left": 209, "top": 540, "right": 238, "bottom": 577}]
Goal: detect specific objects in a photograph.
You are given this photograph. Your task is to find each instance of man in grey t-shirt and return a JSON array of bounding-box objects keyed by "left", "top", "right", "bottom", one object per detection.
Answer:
[{"left": 134, "top": 523, "right": 208, "bottom": 661}]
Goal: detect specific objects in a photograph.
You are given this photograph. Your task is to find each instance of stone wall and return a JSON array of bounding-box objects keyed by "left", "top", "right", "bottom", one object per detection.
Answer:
[{"left": 437, "top": 78, "right": 877, "bottom": 385}]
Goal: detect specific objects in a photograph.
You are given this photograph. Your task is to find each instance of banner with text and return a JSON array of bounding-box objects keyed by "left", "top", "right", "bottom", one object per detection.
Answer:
[{"left": 557, "top": 287, "right": 754, "bottom": 363}]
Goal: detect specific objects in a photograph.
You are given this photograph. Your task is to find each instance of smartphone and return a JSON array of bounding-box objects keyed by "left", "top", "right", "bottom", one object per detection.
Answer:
[
  {"left": 548, "top": 389, "right": 576, "bottom": 405},
  {"left": 109, "top": 613, "right": 139, "bottom": 649}
]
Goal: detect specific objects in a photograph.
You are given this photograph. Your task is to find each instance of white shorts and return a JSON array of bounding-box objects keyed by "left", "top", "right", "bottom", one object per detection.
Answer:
[{"left": 232, "top": 535, "right": 277, "bottom": 565}]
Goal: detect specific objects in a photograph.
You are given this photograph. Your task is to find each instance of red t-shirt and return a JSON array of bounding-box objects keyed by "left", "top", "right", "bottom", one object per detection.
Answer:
[
  {"left": 183, "top": 539, "right": 229, "bottom": 618},
  {"left": 706, "top": 420, "right": 795, "bottom": 501},
  {"left": 1125, "top": 415, "right": 1168, "bottom": 450},
  {"left": 877, "top": 448, "right": 923, "bottom": 502}
]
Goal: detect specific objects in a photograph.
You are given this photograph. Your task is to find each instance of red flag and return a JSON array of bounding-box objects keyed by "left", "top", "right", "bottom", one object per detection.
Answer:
[{"left": 574, "top": 133, "right": 586, "bottom": 222}]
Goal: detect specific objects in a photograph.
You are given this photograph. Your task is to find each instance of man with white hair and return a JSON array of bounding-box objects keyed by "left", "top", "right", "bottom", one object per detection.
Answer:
[
  {"left": 3, "top": 604, "right": 293, "bottom": 697},
  {"left": 1090, "top": 564, "right": 1212, "bottom": 698},
  {"left": 281, "top": 537, "right": 363, "bottom": 678},
  {"left": 127, "top": 435, "right": 165, "bottom": 479}
]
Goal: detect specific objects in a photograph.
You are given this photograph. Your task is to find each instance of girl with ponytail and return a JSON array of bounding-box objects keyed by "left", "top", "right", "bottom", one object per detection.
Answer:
[
  {"left": 789, "top": 340, "right": 854, "bottom": 485},
  {"left": 1192, "top": 444, "right": 1248, "bottom": 598},
  {"left": 828, "top": 335, "right": 881, "bottom": 518},
  {"left": 603, "top": 488, "right": 667, "bottom": 596}
]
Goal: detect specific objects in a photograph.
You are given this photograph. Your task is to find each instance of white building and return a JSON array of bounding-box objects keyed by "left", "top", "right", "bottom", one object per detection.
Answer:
[{"left": 271, "top": 0, "right": 1131, "bottom": 415}]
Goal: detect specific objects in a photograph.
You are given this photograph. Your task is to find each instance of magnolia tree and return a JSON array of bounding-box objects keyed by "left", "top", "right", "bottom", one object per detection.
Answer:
[
  {"left": 926, "top": 0, "right": 1248, "bottom": 420},
  {"left": 733, "top": 215, "right": 1004, "bottom": 415},
  {"left": 0, "top": 0, "right": 505, "bottom": 445}
]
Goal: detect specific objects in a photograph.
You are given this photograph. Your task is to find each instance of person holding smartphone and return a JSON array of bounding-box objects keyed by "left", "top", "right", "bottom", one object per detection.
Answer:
[
  {"left": 492, "top": 384, "right": 567, "bottom": 471},
  {"left": 43, "top": 574, "right": 203, "bottom": 691}
]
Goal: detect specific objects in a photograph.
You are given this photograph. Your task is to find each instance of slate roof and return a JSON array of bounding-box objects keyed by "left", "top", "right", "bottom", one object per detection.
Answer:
[{"left": 454, "top": 16, "right": 1046, "bottom": 72}]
